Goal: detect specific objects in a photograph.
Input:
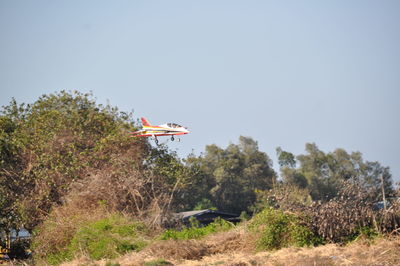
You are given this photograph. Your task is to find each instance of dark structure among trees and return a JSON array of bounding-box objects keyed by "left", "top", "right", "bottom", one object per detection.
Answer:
[{"left": 174, "top": 209, "right": 240, "bottom": 226}]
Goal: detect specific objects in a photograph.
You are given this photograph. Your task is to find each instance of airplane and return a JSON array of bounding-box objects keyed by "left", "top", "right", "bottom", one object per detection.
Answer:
[{"left": 130, "top": 117, "right": 189, "bottom": 145}]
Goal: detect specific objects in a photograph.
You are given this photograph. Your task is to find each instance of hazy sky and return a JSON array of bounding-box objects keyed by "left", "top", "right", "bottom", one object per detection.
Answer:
[{"left": 1, "top": 1, "right": 399, "bottom": 182}]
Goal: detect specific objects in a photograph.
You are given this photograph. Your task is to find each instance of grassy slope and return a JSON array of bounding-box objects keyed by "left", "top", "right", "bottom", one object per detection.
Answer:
[{"left": 61, "top": 228, "right": 400, "bottom": 266}]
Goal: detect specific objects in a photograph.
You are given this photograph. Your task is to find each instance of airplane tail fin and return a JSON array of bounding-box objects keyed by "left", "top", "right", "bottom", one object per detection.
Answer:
[{"left": 141, "top": 117, "right": 151, "bottom": 126}]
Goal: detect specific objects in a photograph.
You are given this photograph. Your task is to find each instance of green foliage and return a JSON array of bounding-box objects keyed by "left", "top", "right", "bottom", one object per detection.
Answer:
[
  {"left": 69, "top": 215, "right": 146, "bottom": 260},
  {"left": 0, "top": 91, "right": 140, "bottom": 231},
  {"left": 345, "top": 226, "right": 379, "bottom": 243},
  {"left": 193, "top": 198, "right": 216, "bottom": 211},
  {"left": 280, "top": 167, "right": 308, "bottom": 188},
  {"left": 43, "top": 214, "right": 147, "bottom": 264},
  {"left": 160, "top": 217, "right": 233, "bottom": 240},
  {"left": 239, "top": 211, "right": 250, "bottom": 222},
  {"left": 185, "top": 136, "right": 276, "bottom": 214},
  {"left": 277, "top": 143, "right": 394, "bottom": 202},
  {"left": 45, "top": 250, "right": 70, "bottom": 265},
  {"left": 177, "top": 154, "right": 216, "bottom": 211},
  {"left": 248, "top": 208, "right": 322, "bottom": 250},
  {"left": 276, "top": 147, "right": 296, "bottom": 168},
  {"left": 356, "top": 226, "right": 379, "bottom": 240}
]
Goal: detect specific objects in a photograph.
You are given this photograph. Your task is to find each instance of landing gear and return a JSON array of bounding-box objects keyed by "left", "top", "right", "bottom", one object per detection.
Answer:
[
  {"left": 170, "top": 136, "right": 181, "bottom": 142},
  {"left": 154, "top": 137, "right": 159, "bottom": 145}
]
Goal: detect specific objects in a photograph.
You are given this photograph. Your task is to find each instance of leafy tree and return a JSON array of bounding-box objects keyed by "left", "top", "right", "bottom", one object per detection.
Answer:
[
  {"left": 0, "top": 91, "right": 153, "bottom": 231},
  {"left": 187, "top": 136, "right": 276, "bottom": 214},
  {"left": 294, "top": 143, "right": 393, "bottom": 201},
  {"left": 179, "top": 153, "right": 216, "bottom": 211},
  {"left": 280, "top": 167, "right": 308, "bottom": 189},
  {"left": 0, "top": 101, "right": 26, "bottom": 232},
  {"left": 276, "top": 147, "right": 307, "bottom": 188},
  {"left": 276, "top": 147, "right": 296, "bottom": 168},
  {"left": 360, "top": 161, "right": 393, "bottom": 201},
  {"left": 143, "top": 145, "right": 203, "bottom": 213}
]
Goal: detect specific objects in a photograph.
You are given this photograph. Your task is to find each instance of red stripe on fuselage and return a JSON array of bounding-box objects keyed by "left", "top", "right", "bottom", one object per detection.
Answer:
[{"left": 130, "top": 132, "right": 188, "bottom": 137}]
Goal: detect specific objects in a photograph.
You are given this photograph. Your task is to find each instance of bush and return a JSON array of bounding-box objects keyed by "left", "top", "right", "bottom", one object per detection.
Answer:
[
  {"left": 257, "top": 182, "right": 400, "bottom": 244},
  {"left": 68, "top": 214, "right": 146, "bottom": 260},
  {"left": 160, "top": 217, "right": 233, "bottom": 240},
  {"left": 248, "top": 208, "right": 322, "bottom": 250},
  {"left": 38, "top": 213, "right": 147, "bottom": 265},
  {"left": 345, "top": 226, "right": 379, "bottom": 243},
  {"left": 302, "top": 182, "right": 400, "bottom": 243}
]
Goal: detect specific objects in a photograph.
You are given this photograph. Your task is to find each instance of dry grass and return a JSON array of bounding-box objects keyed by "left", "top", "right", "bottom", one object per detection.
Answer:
[
  {"left": 114, "top": 227, "right": 252, "bottom": 265},
  {"left": 60, "top": 233, "right": 400, "bottom": 266},
  {"left": 176, "top": 236, "right": 400, "bottom": 266},
  {"left": 204, "top": 227, "right": 255, "bottom": 254}
]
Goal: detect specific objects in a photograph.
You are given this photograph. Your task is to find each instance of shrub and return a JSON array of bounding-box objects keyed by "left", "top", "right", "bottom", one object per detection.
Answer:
[
  {"left": 257, "top": 181, "right": 400, "bottom": 244},
  {"left": 345, "top": 226, "right": 380, "bottom": 243},
  {"left": 36, "top": 213, "right": 148, "bottom": 265},
  {"left": 160, "top": 217, "right": 233, "bottom": 240},
  {"left": 248, "top": 208, "right": 322, "bottom": 250},
  {"left": 302, "top": 182, "right": 400, "bottom": 243},
  {"left": 67, "top": 214, "right": 146, "bottom": 260}
]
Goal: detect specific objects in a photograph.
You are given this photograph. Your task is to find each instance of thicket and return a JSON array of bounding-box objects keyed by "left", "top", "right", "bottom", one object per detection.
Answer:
[
  {"left": 248, "top": 208, "right": 322, "bottom": 250},
  {"left": 256, "top": 181, "right": 400, "bottom": 244}
]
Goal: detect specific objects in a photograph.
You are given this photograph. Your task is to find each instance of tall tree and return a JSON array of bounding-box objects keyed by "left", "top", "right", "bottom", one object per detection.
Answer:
[
  {"left": 295, "top": 143, "right": 393, "bottom": 201},
  {"left": 276, "top": 147, "right": 307, "bottom": 188},
  {"left": 188, "top": 136, "right": 276, "bottom": 214},
  {"left": 0, "top": 91, "right": 144, "bottom": 230}
]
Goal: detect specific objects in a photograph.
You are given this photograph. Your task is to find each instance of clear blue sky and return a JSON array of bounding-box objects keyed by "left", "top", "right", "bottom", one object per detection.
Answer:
[{"left": 1, "top": 1, "right": 399, "bottom": 182}]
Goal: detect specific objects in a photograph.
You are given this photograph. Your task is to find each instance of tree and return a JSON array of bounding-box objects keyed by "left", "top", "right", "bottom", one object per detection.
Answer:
[
  {"left": 294, "top": 143, "right": 394, "bottom": 201},
  {"left": 187, "top": 136, "right": 276, "bottom": 214},
  {"left": 360, "top": 161, "right": 393, "bottom": 201},
  {"left": 180, "top": 153, "right": 216, "bottom": 211},
  {"left": 0, "top": 91, "right": 148, "bottom": 231},
  {"left": 276, "top": 147, "right": 296, "bottom": 168},
  {"left": 276, "top": 147, "right": 308, "bottom": 188},
  {"left": 0, "top": 102, "right": 26, "bottom": 232}
]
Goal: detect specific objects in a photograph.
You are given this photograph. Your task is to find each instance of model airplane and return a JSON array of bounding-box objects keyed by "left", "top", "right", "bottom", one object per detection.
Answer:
[{"left": 130, "top": 117, "right": 189, "bottom": 145}]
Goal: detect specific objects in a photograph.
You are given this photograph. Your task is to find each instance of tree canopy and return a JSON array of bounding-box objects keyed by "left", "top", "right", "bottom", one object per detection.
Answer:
[
  {"left": 277, "top": 143, "right": 394, "bottom": 201},
  {"left": 184, "top": 136, "right": 276, "bottom": 214},
  {"left": 0, "top": 91, "right": 182, "bottom": 232}
]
